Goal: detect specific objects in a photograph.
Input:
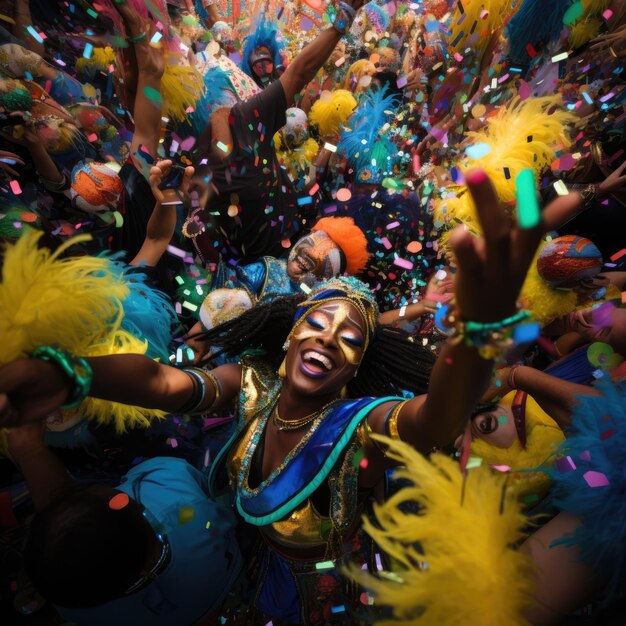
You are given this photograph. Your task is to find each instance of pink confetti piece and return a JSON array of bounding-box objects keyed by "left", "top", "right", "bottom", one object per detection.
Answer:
[
  {"left": 167, "top": 245, "right": 187, "bottom": 258},
  {"left": 9, "top": 180, "right": 22, "bottom": 194},
  {"left": 396, "top": 75, "right": 407, "bottom": 89},
  {"left": 583, "top": 470, "right": 609, "bottom": 488},
  {"left": 380, "top": 237, "right": 392, "bottom": 250},
  {"left": 393, "top": 257, "right": 414, "bottom": 270},
  {"left": 453, "top": 52, "right": 464, "bottom": 62},
  {"left": 579, "top": 450, "right": 591, "bottom": 461},
  {"left": 603, "top": 9, "right": 613, "bottom": 20},
  {"left": 386, "top": 221, "right": 400, "bottom": 230},
  {"left": 491, "top": 465, "right": 511, "bottom": 472}
]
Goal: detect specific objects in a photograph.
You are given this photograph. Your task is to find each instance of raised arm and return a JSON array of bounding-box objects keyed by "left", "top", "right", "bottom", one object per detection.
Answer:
[
  {"left": 367, "top": 171, "right": 584, "bottom": 454},
  {"left": 279, "top": 0, "right": 367, "bottom": 106}
]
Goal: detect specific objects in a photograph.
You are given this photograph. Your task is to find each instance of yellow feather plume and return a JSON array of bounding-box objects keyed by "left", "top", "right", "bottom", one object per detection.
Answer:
[
  {"left": 160, "top": 61, "right": 205, "bottom": 123},
  {"left": 75, "top": 46, "right": 116, "bottom": 75},
  {"left": 0, "top": 232, "right": 166, "bottom": 439},
  {"left": 568, "top": 17, "right": 602, "bottom": 48},
  {"left": 435, "top": 97, "right": 577, "bottom": 260},
  {"left": 461, "top": 96, "right": 577, "bottom": 204},
  {"left": 581, "top": 0, "right": 610, "bottom": 14},
  {"left": 349, "top": 439, "right": 534, "bottom": 626},
  {"left": 448, "top": 0, "right": 520, "bottom": 55},
  {"left": 309, "top": 89, "right": 358, "bottom": 137},
  {"left": 0, "top": 231, "right": 128, "bottom": 364}
]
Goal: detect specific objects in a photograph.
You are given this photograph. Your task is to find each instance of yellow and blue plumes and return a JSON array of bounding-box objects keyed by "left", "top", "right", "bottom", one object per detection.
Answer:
[
  {"left": 0, "top": 231, "right": 166, "bottom": 436},
  {"left": 349, "top": 437, "right": 535, "bottom": 625}
]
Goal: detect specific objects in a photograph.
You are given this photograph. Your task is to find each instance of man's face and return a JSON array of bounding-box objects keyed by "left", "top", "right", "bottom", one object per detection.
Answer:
[
  {"left": 250, "top": 48, "right": 274, "bottom": 85},
  {"left": 287, "top": 231, "right": 344, "bottom": 280}
]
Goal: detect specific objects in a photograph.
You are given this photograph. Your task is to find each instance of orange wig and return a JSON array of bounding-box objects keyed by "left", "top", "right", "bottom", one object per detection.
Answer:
[{"left": 312, "top": 217, "right": 369, "bottom": 275}]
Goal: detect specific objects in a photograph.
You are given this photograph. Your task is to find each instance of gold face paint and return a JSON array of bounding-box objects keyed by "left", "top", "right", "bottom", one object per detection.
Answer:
[{"left": 292, "top": 301, "right": 366, "bottom": 365}]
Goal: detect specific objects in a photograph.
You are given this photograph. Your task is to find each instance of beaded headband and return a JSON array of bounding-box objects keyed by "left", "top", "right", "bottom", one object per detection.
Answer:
[{"left": 290, "top": 276, "right": 379, "bottom": 350}]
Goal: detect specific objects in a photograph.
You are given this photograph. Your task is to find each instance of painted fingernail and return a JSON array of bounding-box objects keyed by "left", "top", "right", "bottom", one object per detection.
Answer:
[{"left": 465, "top": 169, "right": 488, "bottom": 185}]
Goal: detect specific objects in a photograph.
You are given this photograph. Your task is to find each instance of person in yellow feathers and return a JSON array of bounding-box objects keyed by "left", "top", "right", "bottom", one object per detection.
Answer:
[{"left": 457, "top": 363, "right": 603, "bottom": 504}]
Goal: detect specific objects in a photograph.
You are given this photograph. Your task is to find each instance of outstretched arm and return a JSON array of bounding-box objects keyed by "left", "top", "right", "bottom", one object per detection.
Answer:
[
  {"left": 0, "top": 355, "right": 242, "bottom": 429},
  {"left": 367, "top": 172, "right": 584, "bottom": 455}
]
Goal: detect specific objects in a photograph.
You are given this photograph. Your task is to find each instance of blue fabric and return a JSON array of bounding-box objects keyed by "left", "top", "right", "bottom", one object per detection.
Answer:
[
  {"left": 256, "top": 549, "right": 302, "bottom": 623},
  {"left": 237, "top": 397, "right": 394, "bottom": 523},
  {"left": 544, "top": 345, "right": 595, "bottom": 385},
  {"left": 59, "top": 457, "right": 242, "bottom": 626},
  {"left": 212, "top": 257, "right": 299, "bottom": 303}
]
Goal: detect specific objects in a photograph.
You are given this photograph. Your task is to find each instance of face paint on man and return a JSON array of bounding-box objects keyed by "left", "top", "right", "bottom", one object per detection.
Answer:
[{"left": 287, "top": 231, "right": 344, "bottom": 280}]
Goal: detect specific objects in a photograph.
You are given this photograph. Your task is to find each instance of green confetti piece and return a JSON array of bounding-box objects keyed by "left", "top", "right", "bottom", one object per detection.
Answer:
[
  {"left": 178, "top": 506, "right": 195, "bottom": 524},
  {"left": 352, "top": 448, "right": 365, "bottom": 467},
  {"left": 315, "top": 560, "right": 335, "bottom": 571},
  {"left": 515, "top": 169, "right": 540, "bottom": 229},
  {"left": 143, "top": 86, "right": 163, "bottom": 108},
  {"left": 86, "top": 8, "right": 98, "bottom": 19},
  {"left": 466, "top": 456, "right": 483, "bottom": 469},
  {"left": 498, "top": 415, "right": 508, "bottom": 424}
]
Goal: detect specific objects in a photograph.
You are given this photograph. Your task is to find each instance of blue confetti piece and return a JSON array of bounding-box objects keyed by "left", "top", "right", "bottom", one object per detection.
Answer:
[
  {"left": 465, "top": 142, "right": 491, "bottom": 160},
  {"left": 513, "top": 322, "right": 540, "bottom": 344},
  {"left": 83, "top": 43, "right": 93, "bottom": 59}
]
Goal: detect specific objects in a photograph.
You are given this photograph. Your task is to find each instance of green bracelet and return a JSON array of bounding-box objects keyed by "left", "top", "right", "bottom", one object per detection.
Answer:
[
  {"left": 32, "top": 346, "right": 92, "bottom": 409},
  {"left": 464, "top": 310, "right": 531, "bottom": 333}
]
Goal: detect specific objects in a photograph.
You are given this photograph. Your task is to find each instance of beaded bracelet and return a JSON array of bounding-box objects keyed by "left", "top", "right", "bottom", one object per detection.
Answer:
[
  {"left": 332, "top": 1, "right": 356, "bottom": 36},
  {"left": 452, "top": 310, "right": 532, "bottom": 360},
  {"left": 32, "top": 346, "right": 92, "bottom": 409},
  {"left": 579, "top": 183, "right": 600, "bottom": 210}
]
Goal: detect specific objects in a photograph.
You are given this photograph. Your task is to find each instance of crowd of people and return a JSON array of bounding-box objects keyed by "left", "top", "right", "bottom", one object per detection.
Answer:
[{"left": 0, "top": 0, "right": 626, "bottom": 624}]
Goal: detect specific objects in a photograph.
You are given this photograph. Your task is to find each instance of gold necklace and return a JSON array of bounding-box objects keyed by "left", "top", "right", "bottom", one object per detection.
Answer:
[{"left": 272, "top": 399, "right": 336, "bottom": 431}]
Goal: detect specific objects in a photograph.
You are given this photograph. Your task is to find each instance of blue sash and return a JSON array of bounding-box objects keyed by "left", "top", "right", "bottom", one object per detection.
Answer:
[{"left": 236, "top": 396, "right": 393, "bottom": 526}]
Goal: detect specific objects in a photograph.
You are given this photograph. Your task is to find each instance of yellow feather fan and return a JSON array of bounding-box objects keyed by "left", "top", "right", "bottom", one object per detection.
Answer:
[
  {"left": 470, "top": 392, "right": 566, "bottom": 503},
  {"left": 448, "top": 0, "right": 520, "bottom": 55},
  {"left": 0, "top": 232, "right": 165, "bottom": 441},
  {"left": 160, "top": 60, "right": 205, "bottom": 123},
  {"left": 349, "top": 438, "right": 535, "bottom": 626},
  {"left": 309, "top": 89, "right": 357, "bottom": 137}
]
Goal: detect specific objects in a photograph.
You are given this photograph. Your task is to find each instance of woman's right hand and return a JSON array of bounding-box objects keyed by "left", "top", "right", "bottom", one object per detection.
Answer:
[{"left": 0, "top": 359, "right": 70, "bottom": 428}]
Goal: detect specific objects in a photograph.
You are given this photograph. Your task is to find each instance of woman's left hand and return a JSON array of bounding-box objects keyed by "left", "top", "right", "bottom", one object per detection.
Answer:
[{"left": 450, "top": 169, "right": 582, "bottom": 323}]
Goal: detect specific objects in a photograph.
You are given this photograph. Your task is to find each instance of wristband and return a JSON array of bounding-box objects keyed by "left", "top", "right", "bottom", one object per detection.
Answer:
[
  {"left": 32, "top": 346, "right": 92, "bottom": 409},
  {"left": 332, "top": 2, "right": 356, "bottom": 36},
  {"left": 507, "top": 364, "right": 522, "bottom": 390}
]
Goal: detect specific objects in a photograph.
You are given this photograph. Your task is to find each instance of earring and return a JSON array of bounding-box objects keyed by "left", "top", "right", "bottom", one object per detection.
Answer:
[
  {"left": 278, "top": 357, "right": 287, "bottom": 378},
  {"left": 282, "top": 339, "right": 291, "bottom": 352},
  {"left": 353, "top": 368, "right": 359, "bottom": 378}
]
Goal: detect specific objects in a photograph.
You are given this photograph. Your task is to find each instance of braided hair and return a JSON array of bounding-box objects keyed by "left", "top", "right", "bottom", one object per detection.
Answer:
[{"left": 199, "top": 295, "right": 435, "bottom": 398}]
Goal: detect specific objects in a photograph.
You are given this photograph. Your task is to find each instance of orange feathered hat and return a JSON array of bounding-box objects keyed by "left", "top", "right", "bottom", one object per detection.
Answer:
[{"left": 312, "top": 217, "right": 369, "bottom": 275}]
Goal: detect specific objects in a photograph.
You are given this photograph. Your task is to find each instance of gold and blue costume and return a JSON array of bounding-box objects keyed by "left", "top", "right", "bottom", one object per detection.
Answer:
[{"left": 209, "top": 355, "right": 401, "bottom": 624}]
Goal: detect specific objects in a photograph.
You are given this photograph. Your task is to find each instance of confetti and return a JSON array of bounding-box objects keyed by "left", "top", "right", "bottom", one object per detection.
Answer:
[
  {"left": 336, "top": 188, "right": 351, "bottom": 201},
  {"left": 109, "top": 493, "right": 130, "bottom": 510},
  {"left": 583, "top": 470, "right": 609, "bottom": 488},
  {"left": 9, "top": 180, "right": 22, "bottom": 195},
  {"left": 178, "top": 506, "right": 195, "bottom": 524},
  {"left": 515, "top": 169, "right": 540, "bottom": 229}
]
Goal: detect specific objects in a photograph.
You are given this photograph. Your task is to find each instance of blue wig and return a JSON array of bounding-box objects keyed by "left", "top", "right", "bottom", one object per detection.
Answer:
[
  {"left": 506, "top": 0, "right": 574, "bottom": 66},
  {"left": 546, "top": 379, "right": 626, "bottom": 602},
  {"left": 240, "top": 15, "right": 285, "bottom": 77}
]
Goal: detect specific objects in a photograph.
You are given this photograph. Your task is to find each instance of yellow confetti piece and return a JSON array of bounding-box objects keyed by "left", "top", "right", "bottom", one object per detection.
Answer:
[{"left": 178, "top": 506, "right": 195, "bottom": 525}]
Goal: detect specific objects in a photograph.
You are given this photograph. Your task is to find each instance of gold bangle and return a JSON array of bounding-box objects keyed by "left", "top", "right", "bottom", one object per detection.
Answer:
[{"left": 385, "top": 401, "right": 408, "bottom": 440}]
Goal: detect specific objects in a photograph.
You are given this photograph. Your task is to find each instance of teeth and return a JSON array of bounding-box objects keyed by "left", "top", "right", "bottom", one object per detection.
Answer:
[{"left": 303, "top": 350, "right": 333, "bottom": 371}]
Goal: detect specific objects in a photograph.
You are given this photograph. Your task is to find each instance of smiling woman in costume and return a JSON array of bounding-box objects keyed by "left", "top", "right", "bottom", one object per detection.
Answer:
[{"left": 0, "top": 171, "right": 582, "bottom": 623}]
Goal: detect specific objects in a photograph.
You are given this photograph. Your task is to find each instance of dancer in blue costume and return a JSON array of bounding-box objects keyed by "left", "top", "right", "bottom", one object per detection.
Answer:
[{"left": 0, "top": 170, "right": 582, "bottom": 624}]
